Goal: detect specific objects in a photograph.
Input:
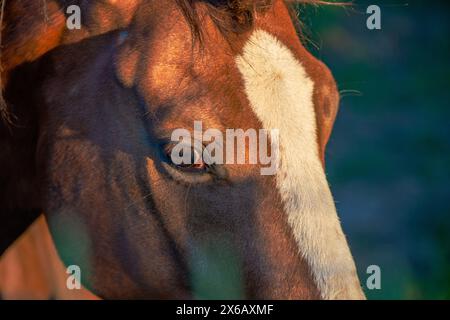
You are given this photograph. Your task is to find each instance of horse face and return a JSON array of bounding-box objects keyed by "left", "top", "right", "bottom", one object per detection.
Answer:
[{"left": 5, "top": 0, "right": 364, "bottom": 299}]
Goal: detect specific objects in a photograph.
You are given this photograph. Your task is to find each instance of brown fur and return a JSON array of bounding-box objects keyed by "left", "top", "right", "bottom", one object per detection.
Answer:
[{"left": 1, "top": 0, "right": 341, "bottom": 299}]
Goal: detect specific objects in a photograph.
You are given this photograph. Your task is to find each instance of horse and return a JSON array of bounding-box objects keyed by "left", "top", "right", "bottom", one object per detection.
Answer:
[{"left": 0, "top": 0, "right": 365, "bottom": 299}]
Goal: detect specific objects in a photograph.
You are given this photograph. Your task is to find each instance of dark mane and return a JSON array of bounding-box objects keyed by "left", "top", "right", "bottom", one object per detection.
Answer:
[
  {"left": 176, "top": 0, "right": 337, "bottom": 40},
  {"left": 176, "top": 0, "right": 272, "bottom": 40},
  {"left": 0, "top": 0, "right": 9, "bottom": 124}
]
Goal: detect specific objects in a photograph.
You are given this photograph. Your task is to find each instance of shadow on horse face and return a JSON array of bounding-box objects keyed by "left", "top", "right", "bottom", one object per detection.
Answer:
[
  {"left": 29, "top": 31, "right": 316, "bottom": 299},
  {"left": 1, "top": 0, "right": 365, "bottom": 299}
]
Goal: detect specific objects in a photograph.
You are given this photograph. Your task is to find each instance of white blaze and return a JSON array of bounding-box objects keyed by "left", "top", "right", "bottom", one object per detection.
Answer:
[{"left": 236, "top": 30, "right": 365, "bottom": 299}]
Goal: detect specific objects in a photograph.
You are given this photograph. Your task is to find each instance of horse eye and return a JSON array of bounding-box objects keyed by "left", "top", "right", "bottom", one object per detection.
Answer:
[
  {"left": 164, "top": 144, "right": 209, "bottom": 173},
  {"left": 160, "top": 142, "right": 227, "bottom": 184}
]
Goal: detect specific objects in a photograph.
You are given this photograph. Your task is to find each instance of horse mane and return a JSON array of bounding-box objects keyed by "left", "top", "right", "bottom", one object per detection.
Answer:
[
  {"left": 176, "top": 0, "right": 272, "bottom": 39},
  {"left": 176, "top": 0, "right": 341, "bottom": 41},
  {"left": 0, "top": 0, "right": 338, "bottom": 125},
  {"left": 0, "top": 0, "right": 10, "bottom": 125}
]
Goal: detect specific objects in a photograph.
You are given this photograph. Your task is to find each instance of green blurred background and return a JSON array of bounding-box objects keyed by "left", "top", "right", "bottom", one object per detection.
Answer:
[{"left": 299, "top": 0, "right": 450, "bottom": 299}]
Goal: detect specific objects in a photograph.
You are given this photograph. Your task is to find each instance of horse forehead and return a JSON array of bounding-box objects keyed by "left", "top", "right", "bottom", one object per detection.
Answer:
[
  {"left": 116, "top": 8, "right": 254, "bottom": 119},
  {"left": 236, "top": 30, "right": 318, "bottom": 140}
]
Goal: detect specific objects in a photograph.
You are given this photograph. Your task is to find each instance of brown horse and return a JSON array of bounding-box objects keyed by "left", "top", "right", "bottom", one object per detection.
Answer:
[{"left": 0, "top": 0, "right": 365, "bottom": 299}]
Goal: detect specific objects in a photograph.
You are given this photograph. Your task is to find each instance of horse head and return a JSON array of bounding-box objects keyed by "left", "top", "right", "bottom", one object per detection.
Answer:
[{"left": 0, "top": 0, "right": 365, "bottom": 299}]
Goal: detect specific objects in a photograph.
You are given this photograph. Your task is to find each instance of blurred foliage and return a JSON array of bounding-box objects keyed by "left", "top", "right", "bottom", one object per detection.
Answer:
[
  {"left": 299, "top": 0, "right": 450, "bottom": 299},
  {"left": 190, "top": 238, "right": 244, "bottom": 300}
]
